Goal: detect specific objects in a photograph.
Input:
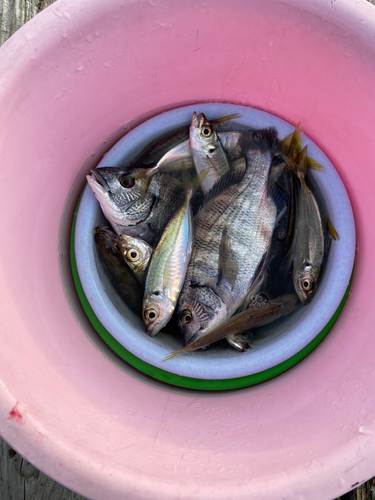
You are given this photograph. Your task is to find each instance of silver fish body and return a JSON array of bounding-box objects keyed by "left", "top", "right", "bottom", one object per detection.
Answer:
[
  {"left": 154, "top": 130, "right": 244, "bottom": 174},
  {"left": 143, "top": 189, "right": 194, "bottom": 336},
  {"left": 165, "top": 293, "right": 299, "bottom": 358},
  {"left": 177, "top": 128, "right": 278, "bottom": 345},
  {"left": 293, "top": 170, "right": 324, "bottom": 305}
]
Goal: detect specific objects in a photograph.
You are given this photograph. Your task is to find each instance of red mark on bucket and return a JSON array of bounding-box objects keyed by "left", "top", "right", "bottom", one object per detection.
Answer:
[{"left": 8, "top": 402, "right": 23, "bottom": 424}]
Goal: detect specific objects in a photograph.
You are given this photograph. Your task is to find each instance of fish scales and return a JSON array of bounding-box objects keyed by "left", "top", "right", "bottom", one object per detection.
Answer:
[{"left": 187, "top": 152, "right": 276, "bottom": 311}]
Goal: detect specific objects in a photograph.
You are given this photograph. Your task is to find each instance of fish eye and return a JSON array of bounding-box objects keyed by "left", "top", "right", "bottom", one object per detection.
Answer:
[
  {"left": 126, "top": 249, "right": 139, "bottom": 262},
  {"left": 202, "top": 126, "right": 212, "bottom": 137},
  {"left": 180, "top": 309, "right": 192, "bottom": 324},
  {"left": 144, "top": 308, "right": 159, "bottom": 321},
  {"left": 252, "top": 130, "right": 265, "bottom": 143},
  {"left": 119, "top": 176, "right": 135, "bottom": 188},
  {"left": 302, "top": 278, "right": 313, "bottom": 291}
]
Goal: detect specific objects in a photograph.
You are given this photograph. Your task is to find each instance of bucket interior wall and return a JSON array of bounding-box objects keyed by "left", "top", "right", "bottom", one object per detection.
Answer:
[{"left": 0, "top": 0, "right": 374, "bottom": 499}]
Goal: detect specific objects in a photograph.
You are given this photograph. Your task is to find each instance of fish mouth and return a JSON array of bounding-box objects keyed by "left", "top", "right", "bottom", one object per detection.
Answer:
[
  {"left": 90, "top": 169, "right": 109, "bottom": 190},
  {"left": 184, "top": 330, "right": 199, "bottom": 346},
  {"left": 94, "top": 226, "right": 116, "bottom": 240}
]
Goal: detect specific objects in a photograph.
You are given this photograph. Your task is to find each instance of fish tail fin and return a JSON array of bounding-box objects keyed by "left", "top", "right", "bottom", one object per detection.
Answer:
[
  {"left": 163, "top": 349, "right": 186, "bottom": 361},
  {"left": 264, "top": 127, "right": 279, "bottom": 152},
  {"left": 326, "top": 216, "right": 340, "bottom": 240},
  {"left": 306, "top": 157, "right": 325, "bottom": 172},
  {"left": 181, "top": 165, "right": 210, "bottom": 198},
  {"left": 280, "top": 122, "right": 302, "bottom": 156},
  {"left": 124, "top": 165, "right": 160, "bottom": 182},
  {"left": 211, "top": 113, "right": 241, "bottom": 124}
]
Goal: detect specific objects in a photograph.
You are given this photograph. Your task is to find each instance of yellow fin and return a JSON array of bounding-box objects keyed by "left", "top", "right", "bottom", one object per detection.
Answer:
[
  {"left": 280, "top": 122, "right": 302, "bottom": 158},
  {"left": 163, "top": 348, "right": 187, "bottom": 361},
  {"left": 297, "top": 145, "right": 308, "bottom": 176},
  {"left": 279, "top": 131, "right": 293, "bottom": 153},
  {"left": 288, "top": 122, "right": 303, "bottom": 159},
  {"left": 211, "top": 113, "right": 241, "bottom": 124},
  {"left": 326, "top": 217, "right": 340, "bottom": 240},
  {"left": 306, "top": 157, "right": 325, "bottom": 172},
  {"left": 139, "top": 175, "right": 153, "bottom": 202}
]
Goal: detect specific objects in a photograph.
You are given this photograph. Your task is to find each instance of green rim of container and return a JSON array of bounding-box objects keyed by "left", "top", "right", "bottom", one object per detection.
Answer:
[{"left": 70, "top": 189, "right": 353, "bottom": 391}]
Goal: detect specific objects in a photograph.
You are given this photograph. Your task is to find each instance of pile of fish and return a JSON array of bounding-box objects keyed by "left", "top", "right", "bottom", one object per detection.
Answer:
[{"left": 87, "top": 112, "right": 339, "bottom": 359}]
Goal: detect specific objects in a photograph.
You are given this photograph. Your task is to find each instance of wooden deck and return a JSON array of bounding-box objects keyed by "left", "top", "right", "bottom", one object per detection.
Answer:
[{"left": 0, "top": 0, "right": 374, "bottom": 498}]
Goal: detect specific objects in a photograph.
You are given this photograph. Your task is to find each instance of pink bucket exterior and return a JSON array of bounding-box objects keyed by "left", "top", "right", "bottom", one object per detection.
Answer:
[{"left": 0, "top": 0, "right": 373, "bottom": 498}]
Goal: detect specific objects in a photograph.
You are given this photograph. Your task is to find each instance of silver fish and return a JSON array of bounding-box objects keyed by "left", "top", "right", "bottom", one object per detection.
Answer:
[
  {"left": 115, "top": 234, "right": 152, "bottom": 284},
  {"left": 165, "top": 293, "right": 299, "bottom": 358},
  {"left": 94, "top": 227, "right": 143, "bottom": 316},
  {"left": 177, "top": 128, "right": 278, "bottom": 345},
  {"left": 87, "top": 167, "right": 155, "bottom": 228},
  {"left": 292, "top": 146, "right": 325, "bottom": 304},
  {"left": 87, "top": 167, "right": 184, "bottom": 245},
  {"left": 152, "top": 130, "right": 244, "bottom": 173},
  {"left": 143, "top": 188, "right": 194, "bottom": 337},
  {"left": 189, "top": 112, "right": 231, "bottom": 194}
]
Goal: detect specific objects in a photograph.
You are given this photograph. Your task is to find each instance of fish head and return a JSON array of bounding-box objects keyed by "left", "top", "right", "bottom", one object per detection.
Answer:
[
  {"left": 177, "top": 286, "right": 227, "bottom": 345},
  {"left": 293, "top": 263, "right": 320, "bottom": 305},
  {"left": 87, "top": 167, "right": 155, "bottom": 227},
  {"left": 143, "top": 292, "right": 175, "bottom": 337},
  {"left": 190, "top": 112, "right": 219, "bottom": 157},
  {"left": 116, "top": 235, "right": 152, "bottom": 275},
  {"left": 94, "top": 226, "right": 118, "bottom": 255},
  {"left": 239, "top": 127, "right": 279, "bottom": 157}
]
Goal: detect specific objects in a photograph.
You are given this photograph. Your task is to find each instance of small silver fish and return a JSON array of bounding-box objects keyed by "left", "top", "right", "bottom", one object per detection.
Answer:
[
  {"left": 189, "top": 112, "right": 231, "bottom": 194},
  {"left": 115, "top": 234, "right": 152, "bottom": 284},
  {"left": 94, "top": 227, "right": 143, "bottom": 315},
  {"left": 143, "top": 188, "right": 194, "bottom": 336},
  {"left": 292, "top": 146, "right": 325, "bottom": 304}
]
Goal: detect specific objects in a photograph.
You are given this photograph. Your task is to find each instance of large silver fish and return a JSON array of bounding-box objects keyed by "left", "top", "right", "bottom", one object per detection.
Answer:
[
  {"left": 177, "top": 128, "right": 279, "bottom": 345},
  {"left": 87, "top": 167, "right": 184, "bottom": 245},
  {"left": 94, "top": 227, "right": 143, "bottom": 316},
  {"left": 143, "top": 188, "right": 194, "bottom": 337}
]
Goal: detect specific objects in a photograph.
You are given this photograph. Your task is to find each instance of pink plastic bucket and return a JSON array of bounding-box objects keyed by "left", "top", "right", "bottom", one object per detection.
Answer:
[{"left": 0, "top": 0, "right": 374, "bottom": 499}]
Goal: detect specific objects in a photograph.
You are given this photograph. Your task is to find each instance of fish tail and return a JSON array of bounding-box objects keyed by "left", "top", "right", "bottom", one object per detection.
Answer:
[
  {"left": 264, "top": 127, "right": 279, "bottom": 151},
  {"left": 124, "top": 165, "right": 160, "bottom": 182},
  {"left": 306, "top": 157, "right": 325, "bottom": 172},
  {"left": 211, "top": 113, "right": 241, "bottom": 124},
  {"left": 163, "top": 348, "right": 186, "bottom": 361},
  {"left": 182, "top": 167, "right": 209, "bottom": 196},
  {"left": 326, "top": 216, "right": 340, "bottom": 240},
  {"left": 280, "top": 122, "right": 302, "bottom": 156}
]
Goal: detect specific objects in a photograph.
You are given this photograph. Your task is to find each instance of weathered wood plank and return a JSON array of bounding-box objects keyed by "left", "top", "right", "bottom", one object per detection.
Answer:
[{"left": 1, "top": 439, "right": 88, "bottom": 499}]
